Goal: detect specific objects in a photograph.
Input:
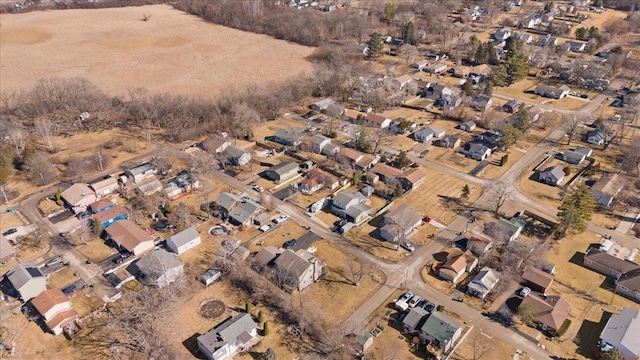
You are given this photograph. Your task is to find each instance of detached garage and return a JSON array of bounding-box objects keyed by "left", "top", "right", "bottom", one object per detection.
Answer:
[{"left": 166, "top": 226, "right": 201, "bottom": 255}]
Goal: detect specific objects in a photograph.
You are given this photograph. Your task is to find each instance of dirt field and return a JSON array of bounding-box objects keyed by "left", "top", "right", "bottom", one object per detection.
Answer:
[{"left": 0, "top": 5, "right": 314, "bottom": 97}]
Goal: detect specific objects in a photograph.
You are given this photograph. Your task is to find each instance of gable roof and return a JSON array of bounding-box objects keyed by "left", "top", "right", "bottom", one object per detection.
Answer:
[
  {"left": 371, "top": 163, "right": 403, "bottom": 179},
  {"left": 135, "top": 249, "right": 184, "bottom": 276},
  {"left": 540, "top": 166, "right": 565, "bottom": 180},
  {"left": 521, "top": 295, "right": 570, "bottom": 330},
  {"left": 403, "top": 306, "right": 429, "bottom": 329},
  {"left": 93, "top": 205, "right": 128, "bottom": 223},
  {"left": 225, "top": 145, "right": 249, "bottom": 159},
  {"left": 310, "top": 134, "right": 331, "bottom": 146},
  {"left": 202, "top": 136, "right": 230, "bottom": 153},
  {"left": 333, "top": 191, "right": 366, "bottom": 209},
  {"left": 127, "top": 163, "right": 156, "bottom": 177},
  {"left": 198, "top": 313, "right": 257, "bottom": 354},
  {"left": 591, "top": 173, "right": 626, "bottom": 197},
  {"left": 470, "top": 267, "right": 500, "bottom": 290},
  {"left": 384, "top": 204, "right": 423, "bottom": 227},
  {"left": 105, "top": 219, "right": 154, "bottom": 252},
  {"left": 617, "top": 269, "right": 640, "bottom": 292},
  {"left": 32, "top": 289, "right": 70, "bottom": 316},
  {"left": 167, "top": 226, "right": 200, "bottom": 249},
  {"left": 522, "top": 266, "right": 555, "bottom": 290},
  {"left": 584, "top": 247, "right": 640, "bottom": 275},
  {"left": 253, "top": 246, "right": 281, "bottom": 267},
  {"left": 0, "top": 234, "right": 16, "bottom": 261},
  {"left": 229, "top": 199, "right": 262, "bottom": 224},
  {"left": 338, "top": 148, "right": 364, "bottom": 162},
  {"left": 365, "top": 113, "right": 389, "bottom": 126},
  {"left": 89, "top": 199, "right": 113, "bottom": 212},
  {"left": 215, "top": 192, "right": 241, "bottom": 211},
  {"left": 420, "top": 311, "right": 462, "bottom": 345},
  {"left": 7, "top": 263, "right": 44, "bottom": 289},
  {"left": 61, "top": 183, "right": 95, "bottom": 205},
  {"left": 400, "top": 167, "right": 427, "bottom": 184},
  {"left": 274, "top": 249, "right": 316, "bottom": 280},
  {"left": 600, "top": 308, "right": 640, "bottom": 356},
  {"left": 268, "top": 161, "right": 299, "bottom": 176},
  {"left": 89, "top": 176, "right": 118, "bottom": 191}
]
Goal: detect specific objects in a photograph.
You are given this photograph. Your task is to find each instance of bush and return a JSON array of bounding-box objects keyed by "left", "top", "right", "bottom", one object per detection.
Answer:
[
  {"left": 436, "top": 305, "right": 445, "bottom": 312},
  {"left": 549, "top": 319, "right": 572, "bottom": 337}
]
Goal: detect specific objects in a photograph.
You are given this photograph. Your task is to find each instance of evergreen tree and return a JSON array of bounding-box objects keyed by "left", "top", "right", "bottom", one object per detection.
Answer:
[
  {"left": 575, "top": 27, "right": 587, "bottom": 39},
  {"left": 462, "top": 79, "right": 474, "bottom": 97},
  {"left": 245, "top": 300, "right": 253, "bottom": 314},
  {"left": 475, "top": 42, "right": 488, "bottom": 64},
  {"left": 493, "top": 65, "right": 509, "bottom": 87},
  {"left": 352, "top": 171, "right": 360, "bottom": 186},
  {"left": 403, "top": 21, "right": 416, "bottom": 45},
  {"left": 461, "top": 184, "right": 470, "bottom": 200},
  {"left": 504, "top": 37, "right": 523, "bottom": 61},
  {"left": 367, "top": 33, "right": 385, "bottom": 59},
  {"left": 258, "top": 310, "right": 265, "bottom": 323},
  {"left": 500, "top": 154, "right": 509, "bottom": 166},
  {"left": 263, "top": 321, "right": 271, "bottom": 336},
  {"left": 498, "top": 124, "right": 523, "bottom": 149},
  {"left": 513, "top": 104, "right": 530, "bottom": 133},
  {"left": 394, "top": 182, "right": 404, "bottom": 198},
  {"left": 556, "top": 184, "right": 596, "bottom": 238},
  {"left": 383, "top": 3, "right": 396, "bottom": 23},
  {"left": 518, "top": 303, "right": 537, "bottom": 327},
  {"left": 395, "top": 151, "right": 411, "bottom": 168},
  {"left": 355, "top": 125, "right": 371, "bottom": 153},
  {"left": 483, "top": 81, "right": 493, "bottom": 97},
  {"left": 486, "top": 41, "right": 500, "bottom": 65},
  {"left": 468, "top": 35, "right": 481, "bottom": 62},
  {"left": 505, "top": 54, "right": 529, "bottom": 85},
  {"left": 55, "top": 188, "right": 63, "bottom": 206}
]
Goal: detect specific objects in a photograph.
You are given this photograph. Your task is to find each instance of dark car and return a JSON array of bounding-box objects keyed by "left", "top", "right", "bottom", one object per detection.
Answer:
[
  {"left": 302, "top": 110, "right": 317, "bottom": 119},
  {"left": 2, "top": 228, "right": 17, "bottom": 236},
  {"left": 452, "top": 297, "right": 464, "bottom": 302},
  {"left": 283, "top": 239, "right": 297, "bottom": 249},
  {"left": 62, "top": 285, "right": 76, "bottom": 296},
  {"left": 75, "top": 211, "right": 91, "bottom": 220},
  {"left": 611, "top": 99, "right": 623, "bottom": 107},
  {"left": 112, "top": 253, "right": 132, "bottom": 264}
]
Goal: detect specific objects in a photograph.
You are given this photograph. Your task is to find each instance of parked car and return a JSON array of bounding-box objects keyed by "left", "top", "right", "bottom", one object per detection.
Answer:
[
  {"left": 273, "top": 214, "right": 290, "bottom": 224},
  {"left": 62, "top": 285, "right": 76, "bottom": 296},
  {"left": 303, "top": 111, "right": 317, "bottom": 119},
  {"left": 452, "top": 297, "right": 464, "bottom": 302},
  {"left": 2, "top": 228, "right": 17, "bottom": 236},
  {"left": 45, "top": 256, "right": 63, "bottom": 267},
  {"left": 399, "top": 291, "right": 414, "bottom": 303},
  {"left": 408, "top": 295, "right": 422, "bottom": 307},
  {"left": 283, "top": 239, "right": 297, "bottom": 249},
  {"left": 422, "top": 216, "right": 431, "bottom": 223},
  {"left": 76, "top": 211, "right": 91, "bottom": 220},
  {"left": 519, "top": 287, "right": 531, "bottom": 297},
  {"left": 252, "top": 185, "right": 264, "bottom": 192},
  {"left": 259, "top": 224, "right": 271, "bottom": 232},
  {"left": 113, "top": 253, "right": 132, "bottom": 264},
  {"left": 401, "top": 242, "right": 416, "bottom": 252}
]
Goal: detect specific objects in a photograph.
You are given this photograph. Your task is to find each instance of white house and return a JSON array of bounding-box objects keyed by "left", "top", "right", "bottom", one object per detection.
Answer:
[
  {"left": 467, "top": 267, "right": 500, "bottom": 299},
  {"left": 198, "top": 313, "right": 258, "bottom": 360},
  {"left": 364, "top": 113, "right": 391, "bottom": 129},
  {"left": 424, "top": 63, "right": 447, "bottom": 74},
  {"left": 379, "top": 205, "right": 423, "bottom": 243},
  {"left": 494, "top": 27, "right": 512, "bottom": 42},
  {"left": 225, "top": 145, "right": 252, "bottom": 166},
  {"left": 587, "top": 128, "right": 613, "bottom": 146},
  {"left": 466, "top": 143, "right": 492, "bottom": 161},
  {"left": 32, "top": 289, "right": 78, "bottom": 335},
  {"left": 599, "top": 308, "right": 640, "bottom": 360},
  {"left": 125, "top": 163, "right": 157, "bottom": 184},
  {"left": 89, "top": 177, "right": 119, "bottom": 198},
  {"left": 166, "top": 226, "right": 201, "bottom": 255},
  {"left": 6, "top": 263, "right": 47, "bottom": 301},
  {"left": 61, "top": 183, "right": 97, "bottom": 212},
  {"left": 535, "top": 84, "right": 571, "bottom": 99},
  {"left": 134, "top": 249, "right": 184, "bottom": 288}
]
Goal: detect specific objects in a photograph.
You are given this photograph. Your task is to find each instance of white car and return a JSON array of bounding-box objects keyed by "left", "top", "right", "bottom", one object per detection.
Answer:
[
  {"left": 273, "top": 214, "right": 290, "bottom": 224},
  {"left": 408, "top": 295, "right": 422, "bottom": 307},
  {"left": 401, "top": 242, "right": 416, "bottom": 252},
  {"left": 519, "top": 287, "right": 531, "bottom": 297},
  {"left": 252, "top": 185, "right": 264, "bottom": 193},
  {"left": 399, "top": 291, "right": 414, "bottom": 303},
  {"left": 259, "top": 224, "right": 271, "bottom": 232}
]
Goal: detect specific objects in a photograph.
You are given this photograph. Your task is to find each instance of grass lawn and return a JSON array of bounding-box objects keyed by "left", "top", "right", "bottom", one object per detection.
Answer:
[
  {"left": 70, "top": 290, "right": 104, "bottom": 317},
  {"left": 451, "top": 327, "right": 520, "bottom": 360},
  {"left": 76, "top": 239, "right": 118, "bottom": 262},
  {"left": 478, "top": 148, "right": 525, "bottom": 180},
  {"left": 7, "top": 314, "right": 80, "bottom": 359},
  {"left": 0, "top": 212, "right": 24, "bottom": 231},
  {"left": 246, "top": 221, "right": 308, "bottom": 253},
  {"left": 493, "top": 77, "right": 540, "bottom": 102},
  {"left": 547, "top": 96, "right": 589, "bottom": 111},
  {"left": 47, "top": 266, "right": 81, "bottom": 289}
]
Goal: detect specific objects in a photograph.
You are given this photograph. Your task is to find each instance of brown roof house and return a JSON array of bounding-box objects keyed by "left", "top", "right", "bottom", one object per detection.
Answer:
[
  {"left": 438, "top": 135, "right": 461, "bottom": 149},
  {"left": 364, "top": 113, "right": 392, "bottom": 129},
  {"left": 61, "top": 183, "right": 97, "bottom": 212},
  {"left": 398, "top": 167, "right": 427, "bottom": 192},
  {"left": 336, "top": 148, "right": 379, "bottom": 171},
  {"left": 105, "top": 219, "right": 155, "bottom": 256},
  {"left": 616, "top": 269, "right": 640, "bottom": 303},
  {"left": 379, "top": 205, "right": 423, "bottom": 244},
  {"left": 439, "top": 249, "right": 478, "bottom": 284},
  {"left": 370, "top": 163, "right": 403, "bottom": 185},
  {"left": 591, "top": 173, "right": 626, "bottom": 206},
  {"left": 202, "top": 135, "right": 231, "bottom": 155},
  {"left": 583, "top": 247, "right": 640, "bottom": 279},
  {"left": 521, "top": 266, "right": 555, "bottom": 294},
  {"left": 32, "top": 289, "right": 78, "bottom": 335},
  {"left": 520, "top": 294, "right": 571, "bottom": 332}
]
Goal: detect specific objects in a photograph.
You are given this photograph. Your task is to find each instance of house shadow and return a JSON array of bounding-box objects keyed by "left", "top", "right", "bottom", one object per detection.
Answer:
[
  {"left": 247, "top": 351, "right": 264, "bottom": 360},
  {"left": 505, "top": 296, "right": 523, "bottom": 312},
  {"left": 183, "top": 333, "right": 206, "bottom": 359},
  {"left": 0, "top": 277, "right": 18, "bottom": 299},
  {"left": 569, "top": 251, "right": 586, "bottom": 266},
  {"left": 598, "top": 277, "right": 616, "bottom": 291},
  {"left": 432, "top": 251, "right": 449, "bottom": 263},
  {"left": 576, "top": 311, "right": 612, "bottom": 359}
]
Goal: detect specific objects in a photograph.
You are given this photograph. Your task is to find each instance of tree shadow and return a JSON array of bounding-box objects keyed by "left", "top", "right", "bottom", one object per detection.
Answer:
[
  {"left": 576, "top": 310, "right": 612, "bottom": 359},
  {"left": 182, "top": 333, "right": 206, "bottom": 359}
]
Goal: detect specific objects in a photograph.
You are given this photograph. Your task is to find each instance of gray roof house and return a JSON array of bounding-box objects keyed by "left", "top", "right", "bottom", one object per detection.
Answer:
[
  {"left": 263, "top": 162, "right": 300, "bottom": 182},
  {"left": 535, "top": 84, "right": 571, "bottom": 99},
  {"left": 332, "top": 191, "right": 371, "bottom": 223},
  {"left": 469, "top": 95, "right": 492, "bottom": 111},
  {"left": 439, "top": 135, "right": 461, "bottom": 149},
  {"left": 125, "top": 163, "right": 157, "bottom": 184},
  {"left": 134, "top": 179, "right": 163, "bottom": 196},
  {"left": 467, "top": 267, "right": 500, "bottom": 299},
  {"left": 599, "top": 308, "right": 640, "bottom": 360},
  {"left": 308, "top": 135, "right": 332, "bottom": 154},
  {"left": 485, "top": 216, "right": 526, "bottom": 243},
  {"left": 562, "top": 149, "right": 586, "bottom": 165},
  {"left": 591, "top": 173, "right": 626, "bottom": 207},
  {"left": 459, "top": 121, "right": 477, "bottom": 132},
  {"left": 494, "top": 27, "right": 512, "bottom": 42},
  {"left": 225, "top": 145, "right": 252, "bottom": 166},
  {"left": 587, "top": 127, "right": 614, "bottom": 146},
  {"left": 166, "top": 226, "right": 201, "bottom": 255},
  {"left": 7, "top": 263, "right": 47, "bottom": 301},
  {"left": 228, "top": 199, "right": 263, "bottom": 228},
  {"left": 272, "top": 129, "right": 301, "bottom": 147},
  {"left": 403, "top": 306, "right": 429, "bottom": 333},
  {"left": 414, "top": 127, "right": 445, "bottom": 142},
  {"left": 380, "top": 205, "right": 423, "bottom": 243},
  {"left": 202, "top": 136, "right": 231, "bottom": 155},
  {"left": 134, "top": 249, "right": 184, "bottom": 288},
  {"left": 274, "top": 249, "right": 325, "bottom": 291},
  {"left": 538, "top": 166, "right": 565, "bottom": 186},
  {"left": 466, "top": 143, "right": 492, "bottom": 161},
  {"left": 214, "top": 192, "right": 241, "bottom": 214},
  {"left": 197, "top": 313, "right": 258, "bottom": 360},
  {"left": 309, "top": 98, "right": 334, "bottom": 111},
  {"left": 419, "top": 311, "right": 463, "bottom": 355}
]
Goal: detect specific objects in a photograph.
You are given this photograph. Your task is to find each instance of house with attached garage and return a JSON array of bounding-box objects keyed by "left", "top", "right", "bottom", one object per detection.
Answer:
[
  {"left": 562, "top": 149, "right": 587, "bottom": 165},
  {"left": 92, "top": 205, "right": 129, "bottom": 231},
  {"left": 520, "top": 294, "right": 571, "bottom": 332},
  {"left": 134, "top": 249, "right": 184, "bottom": 288},
  {"left": 228, "top": 199, "right": 263, "bottom": 228},
  {"left": 380, "top": 205, "right": 423, "bottom": 243},
  {"left": 370, "top": 163, "right": 403, "bottom": 185},
  {"left": 263, "top": 161, "right": 300, "bottom": 182},
  {"left": 591, "top": 173, "right": 626, "bottom": 206},
  {"left": 32, "top": 289, "right": 78, "bottom": 336},
  {"left": 583, "top": 247, "right": 640, "bottom": 279},
  {"left": 535, "top": 84, "right": 571, "bottom": 99},
  {"left": 225, "top": 145, "right": 252, "bottom": 166},
  {"left": 459, "top": 121, "right": 477, "bottom": 132},
  {"left": 414, "top": 127, "right": 445, "bottom": 142},
  {"left": 469, "top": 95, "right": 492, "bottom": 112},
  {"left": 423, "top": 63, "right": 448, "bottom": 74},
  {"left": 61, "top": 183, "right": 97, "bottom": 213},
  {"left": 202, "top": 136, "right": 231, "bottom": 155},
  {"left": 467, "top": 267, "right": 500, "bottom": 299},
  {"left": 616, "top": 270, "right": 640, "bottom": 303},
  {"left": 336, "top": 148, "right": 379, "bottom": 171},
  {"left": 599, "top": 307, "right": 640, "bottom": 359},
  {"left": 537, "top": 166, "right": 565, "bottom": 186},
  {"left": 586, "top": 127, "right": 614, "bottom": 146},
  {"left": 166, "top": 226, "right": 201, "bottom": 255},
  {"left": 332, "top": 191, "right": 371, "bottom": 224},
  {"left": 439, "top": 249, "right": 478, "bottom": 284},
  {"left": 89, "top": 177, "right": 119, "bottom": 198},
  {"left": 398, "top": 167, "right": 427, "bottom": 192},
  {"left": 125, "top": 163, "right": 157, "bottom": 184},
  {"left": 274, "top": 249, "right": 325, "bottom": 291},
  {"left": 197, "top": 313, "right": 258, "bottom": 360},
  {"left": 464, "top": 143, "right": 492, "bottom": 161},
  {"left": 213, "top": 192, "right": 241, "bottom": 218},
  {"left": 439, "top": 135, "right": 461, "bottom": 149},
  {"left": 6, "top": 263, "right": 47, "bottom": 301},
  {"left": 105, "top": 219, "right": 155, "bottom": 256},
  {"left": 272, "top": 128, "right": 302, "bottom": 147}
]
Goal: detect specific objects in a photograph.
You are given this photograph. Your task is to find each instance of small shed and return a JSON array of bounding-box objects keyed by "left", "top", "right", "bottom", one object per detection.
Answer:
[{"left": 201, "top": 268, "right": 222, "bottom": 286}]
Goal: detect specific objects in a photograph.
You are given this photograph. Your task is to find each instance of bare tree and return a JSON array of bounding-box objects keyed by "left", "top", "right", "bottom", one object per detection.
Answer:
[
  {"left": 398, "top": 44, "right": 419, "bottom": 64},
  {"left": 167, "top": 202, "right": 192, "bottom": 231},
  {"left": 345, "top": 258, "right": 372, "bottom": 287},
  {"left": 25, "top": 154, "right": 57, "bottom": 186},
  {"left": 370, "top": 128, "right": 393, "bottom": 154},
  {"left": 272, "top": 265, "right": 296, "bottom": 291},
  {"left": 230, "top": 102, "right": 261, "bottom": 140},
  {"left": 621, "top": 142, "right": 640, "bottom": 177},
  {"left": 35, "top": 117, "right": 57, "bottom": 153},
  {"left": 17, "top": 230, "right": 45, "bottom": 250},
  {"left": 470, "top": 331, "right": 494, "bottom": 360},
  {"left": 489, "top": 181, "right": 512, "bottom": 215},
  {"left": 64, "top": 155, "right": 91, "bottom": 180},
  {"left": 561, "top": 114, "right": 586, "bottom": 145}
]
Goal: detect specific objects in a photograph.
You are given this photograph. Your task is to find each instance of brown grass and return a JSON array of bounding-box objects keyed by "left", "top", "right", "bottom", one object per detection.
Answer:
[
  {"left": 0, "top": 211, "right": 24, "bottom": 231},
  {"left": 0, "top": 5, "right": 314, "bottom": 97},
  {"left": 451, "top": 327, "right": 519, "bottom": 360},
  {"left": 76, "top": 239, "right": 119, "bottom": 262},
  {"left": 47, "top": 266, "right": 81, "bottom": 289}
]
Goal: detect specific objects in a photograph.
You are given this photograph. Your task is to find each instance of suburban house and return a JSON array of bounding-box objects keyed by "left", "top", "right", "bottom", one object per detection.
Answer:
[
  {"left": 299, "top": 176, "right": 324, "bottom": 195},
  {"left": 6, "top": 263, "right": 47, "bottom": 301},
  {"left": 197, "top": 313, "right": 258, "bottom": 360},
  {"left": 0, "top": 234, "right": 16, "bottom": 263},
  {"left": 134, "top": 249, "right": 184, "bottom": 288},
  {"left": 364, "top": 113, "right": 391, "bottom": 129},
  {"left": 513, "top": 32, "right": 533, "bottom": 44},
  {"left": 166, "top": 226, "right": 201, "bottom": 255},
  {"left": 344, "top": 109, "right": 365, "bottom": 123},
  {"left": 538, "top": 166, "right": 565, "bottom": 186},
  {"left": 31, "top": 289, "right": 78, "bottom": 336},
  {"left": 308, "top": 135, "right": 332, "bottom": 154},
  {"left": 336, "top": 148, "right": 378, "bottom": 171},
  {"left": 125, "top": 163, "right": 157, "bottom": 184},
  {"left": 459, "top": 121, "right": 477, "bottom": 132},
  {"left": 92, "top": 205, "right": 129, "bottom": 231},
  {"left": 134, "top": 179, "right": 163, "bottom": 197},
  {"left": 88, "top": 199, "right": 114, "bottom": 214},
  {"left": 452, "top": 66, "right": 471, "bottom": 78},
  {"left": 272, "top": 128, "right": 301, "bottom": 147},
  {"left": 370, "top": 163, "right": 403, "bottom": 185},
  {"left": 398, "top": 167, "right": 427, "bottom": 192},
  {"left": 521, "top": 266, "right": 555, "bottom": 294},
  {"left": 225, "top": 145, "right": 252, "bottom": 166},
  {"left": 379, "top": 205, "right": 423, "bottom": 243},
  {"left": 439, "top": 249, "right": 478, "bottom": 284},
  {"left": 89, "top": 177, "right": 119, "bottom": 198},
  {"left": 263, "top": 162, "right": 300, "bottom": 182},
  {"left": 465, "top": 143, "right": 492, "bottom": 161},
  {"left": 331, "top": 191, "right": 372, "bottom": 224},
  {"left": 202, "top": 136, "right": 231, "bottom": 155},
  {"left": 591, "top": 173, "right": 626, "bottom": 206},
  {"left": 520, "top": 294, "right": 571, "bottom": 332},
  {"left": 61, "top": 183, "right": 97, "bottom": 212},
  {"left": 616, "top": 269, "right": 640, "bottom": 302},
  {"left": 424, "top": 83, "right": 455, "bottom": 99},
  {"left": 586, "top": 127, "right": 613, "bottom": 146},
  {"left": 403, "top": 306, "right": 430, "bottom": 333},
  {"left": 419, "top": 311, "right": 463, "bottom": 357},
  {"left": 562, "top": 149, "right": 587, "bottom": 165},
  {"left": 439, "top": 135, "right": 461, "bottom": 149},
  {"left": 599, "top": 308, "right": 640, "bottom": 360},
  {"left": 415, "top": 127, "right": 445, "bottom": 142},
  {"left": 394, "top": 74, "right": 415, "bottom": 89},
  {"left": 322, "top": 142, "right": 341, "bottom": 157},
  {"left": 494, "top": 27, "right": 512, "bottom": 42},
  {"left": 213, "top": 192, "right": 241, "bottom": 217},
  {"left": 228, "top": 199, "right": 263, "bottom": 228},
  {"left": 583, "top": 247, "right": 640, "bottom": 279},
  {"left": 104, "top": 219, "right": 155, "bottom": 256},
  {"left": 424, "top": 63, "right": 447, "bottom": 74},
  {"left": 534, "top": 84, "right": 571, "bottom": 99},
  {"left": 565, "top": 40, "right": 587, "bottom": 52},
  {"left": 469, "top": 95, "right": 492, "bottom": 112},
  {"left": 535, "top": 34, "right": 558, "bottom": 46},
  {"left": 309, "top": 98, "right": 334, "bottom": 111},
  {"left": 411, "top": 59, "right": 429, "bottom": 70},
  {"left": 503, "top": 100, "right": 521, "bottom": 113},
  {"left": 467, "top": 267, "right": 500, "bottom": 299},
  {"left": 485, "top": 216, "right": 526, "bottom": 243},
  {"left": 274, "top": 249, "right": 325, "bottom": 291},
  {"left": 465, "top": 237, "right": 493, "bottom": 256}
]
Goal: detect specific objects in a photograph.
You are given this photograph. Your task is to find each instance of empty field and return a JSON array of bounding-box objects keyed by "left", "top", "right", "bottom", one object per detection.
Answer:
[{"left": 0, "top": 5, "right": 314, "bottom": 97}]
